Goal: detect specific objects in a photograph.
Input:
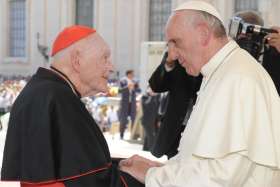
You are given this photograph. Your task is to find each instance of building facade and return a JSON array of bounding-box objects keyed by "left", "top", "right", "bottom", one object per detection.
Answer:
[{"left": 0, "top": 0, "right": 279, "bottom": 77}]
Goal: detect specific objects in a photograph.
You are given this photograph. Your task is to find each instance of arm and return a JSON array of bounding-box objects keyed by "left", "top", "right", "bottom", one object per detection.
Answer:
[
  {"left": 119, "top": 78, "right": 141, "bottom": 94},
  {"left": 149, "top": 52, "right": 182, "bottom": 93},
  {"left": 133, "top": 81, "right": 141, "bottom": 94},
  {"left": 121, "top": 153, "right": 255, "bottom": 187},
  {"left": 118, "top": 78, "right": 128, "bottom": 93}
]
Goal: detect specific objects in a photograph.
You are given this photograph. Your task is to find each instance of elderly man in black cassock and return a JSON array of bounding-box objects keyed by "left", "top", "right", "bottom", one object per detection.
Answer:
[{"left": 1, "top": 26, "right": 144, "bottom": 187}]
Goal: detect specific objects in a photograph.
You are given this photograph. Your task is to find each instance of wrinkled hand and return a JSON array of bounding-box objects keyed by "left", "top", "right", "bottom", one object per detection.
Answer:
[
  {"left": 119, "top": 155, "right": 164, "bottom": 183},
  {"left": 265, "top": 26, "right": 280, "bottom": 53}
]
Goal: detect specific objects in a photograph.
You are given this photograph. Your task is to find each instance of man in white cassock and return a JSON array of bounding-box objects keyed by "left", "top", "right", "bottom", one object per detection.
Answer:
[{"left": 119, "top": 1, "right": 280, "bottom": 186}]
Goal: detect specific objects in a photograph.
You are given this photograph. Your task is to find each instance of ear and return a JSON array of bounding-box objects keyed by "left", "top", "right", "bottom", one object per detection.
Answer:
[
  {"left": 197, "top": 23, "right": 211, "bottom": 46},
  {"left": 70, "top": 49, "right": 81, "bottom": 73}
]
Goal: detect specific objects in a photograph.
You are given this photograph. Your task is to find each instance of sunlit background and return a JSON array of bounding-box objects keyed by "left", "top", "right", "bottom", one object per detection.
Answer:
[{"left": 0, "top": 0, "right": 279, "bottom": 77}]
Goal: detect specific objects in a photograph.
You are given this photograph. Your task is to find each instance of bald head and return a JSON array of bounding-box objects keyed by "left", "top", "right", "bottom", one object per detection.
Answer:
[{"left": 234, "top": 11, "right": 264, "bottom": 26}]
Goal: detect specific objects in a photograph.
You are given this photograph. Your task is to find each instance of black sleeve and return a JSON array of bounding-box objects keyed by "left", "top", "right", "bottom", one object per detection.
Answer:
[
  {"left": 149, "top": 52, "right": 186, "bottom": 93},
  {"left": 63, "top": 164, "right": 144, "bottom": 187},
  {"left": 263, "top": 46, "right": 280, "bottom": 96}
]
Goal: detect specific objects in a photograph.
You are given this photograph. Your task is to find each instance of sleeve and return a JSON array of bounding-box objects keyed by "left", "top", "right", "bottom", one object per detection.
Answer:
[
  {"left": 148, "top": 53, "right": 179, "bottom": 93},
  {"left": 145, "top": 153, "right": 254, "bottom": 187}
]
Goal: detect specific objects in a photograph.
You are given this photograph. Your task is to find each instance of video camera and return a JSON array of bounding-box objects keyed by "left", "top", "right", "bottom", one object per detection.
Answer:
[{"left": 228, "top": 16, "right": 278, "bottom": 61}]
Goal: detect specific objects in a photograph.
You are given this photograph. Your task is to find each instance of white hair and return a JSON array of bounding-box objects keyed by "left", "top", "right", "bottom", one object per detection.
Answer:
[{"left": 187, "top": 10, "right": 227, "bottom": 38}]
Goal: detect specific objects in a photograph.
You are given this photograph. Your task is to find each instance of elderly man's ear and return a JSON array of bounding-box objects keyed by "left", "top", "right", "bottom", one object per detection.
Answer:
[
  {"left": 196, "top": 23, "right": 211, "bottom": 46},
  {"left": 70, "top": 49, "right": 82, "bottom": 73}
]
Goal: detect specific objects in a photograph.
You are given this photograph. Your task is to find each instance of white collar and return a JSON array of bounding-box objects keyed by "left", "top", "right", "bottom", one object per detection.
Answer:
[{"left": 201, "top": 40, "right": 239, "bottom": 78}]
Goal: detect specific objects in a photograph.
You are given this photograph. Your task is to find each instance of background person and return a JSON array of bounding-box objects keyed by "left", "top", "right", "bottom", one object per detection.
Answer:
[{"left": 118, "top": 70, "right": 140, "bottom": 139}]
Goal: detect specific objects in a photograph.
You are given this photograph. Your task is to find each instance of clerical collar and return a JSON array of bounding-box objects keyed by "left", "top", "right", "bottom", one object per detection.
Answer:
[
  {"left": 50, "top": 66, "right": 81, "bottom": 98},
  {"left": 201, "top": 40, "right": 239, "bottom": 77},
  {"left": 197, "top": 40, "right": 239, "bottom": 94}
]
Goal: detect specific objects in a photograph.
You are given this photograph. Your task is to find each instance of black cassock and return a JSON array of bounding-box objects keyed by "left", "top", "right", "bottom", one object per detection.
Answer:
[
  {"left": 1, "top": 68, "right": 143, "bottom": 187},
  {"left": 263, "top": 46, "right": 280, "bottom": 96}
]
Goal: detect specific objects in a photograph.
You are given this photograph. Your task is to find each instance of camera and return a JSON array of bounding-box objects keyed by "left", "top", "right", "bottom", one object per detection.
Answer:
[{"left": 228, "top": 16, "right": 277, "bottom": 61}]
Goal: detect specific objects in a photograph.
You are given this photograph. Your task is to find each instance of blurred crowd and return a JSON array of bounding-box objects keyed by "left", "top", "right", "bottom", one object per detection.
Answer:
[
  {"left": 0, "top": 72, "right": 166, "bottom": 155},
  {"left": 0, "top": 73, "right": 162, "bottom": 149},
  {"left": 0, "top": 76, "right": 30, "bottom": 115}
]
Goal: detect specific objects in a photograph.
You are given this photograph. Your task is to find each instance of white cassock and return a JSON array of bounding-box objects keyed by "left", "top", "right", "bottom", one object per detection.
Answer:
[{"left": 145, "top": 40, "right": 280, "bottom": 187}]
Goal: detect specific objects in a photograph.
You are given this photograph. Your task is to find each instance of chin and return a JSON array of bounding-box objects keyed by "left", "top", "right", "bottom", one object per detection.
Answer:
[
  {"left": 185, "top": 68, "right": 199, "bottom": 77},
  {"left": 185, "top": 69, "right": 194, "bottom": 76}
]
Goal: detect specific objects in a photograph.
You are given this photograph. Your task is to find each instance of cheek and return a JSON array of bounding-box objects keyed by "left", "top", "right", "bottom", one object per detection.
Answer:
[
  {"left": 95, "top": 64, "right": 106, "bottom": 77},
  {"left": 177, "top": 42, "right": 190, "bottom": 55},
  {"left": 80, "top": 64, "right": 97, "bottom": 83},
  {"left": 181, "top": 43, "right": 191, "bottom": 52},
  {"left": 177, "top": 48, "right": 188, "bottom": 62}
]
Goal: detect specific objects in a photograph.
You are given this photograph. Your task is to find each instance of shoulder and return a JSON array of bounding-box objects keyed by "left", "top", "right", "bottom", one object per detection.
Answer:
[
  {"left": 224, "top": 48, "right": 268, "bottom": 83},
  {"left": 15, "top": 77, "right": 76, "bottom": 108},
  {"left": 120, "top": 77, "right": 128, "bottom": 84},
  {"left": 216, "top": 49, "right": 277, "bottom": 99}
]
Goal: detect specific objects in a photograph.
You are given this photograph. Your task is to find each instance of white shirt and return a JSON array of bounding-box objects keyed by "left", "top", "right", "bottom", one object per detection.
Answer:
[{"left": 145, "top": 40, "right": 280, "bottom": 187}]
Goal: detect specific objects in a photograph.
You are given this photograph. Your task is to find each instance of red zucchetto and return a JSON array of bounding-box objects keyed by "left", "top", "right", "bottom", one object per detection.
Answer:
[{"left": 51, "top": 25, "right": 96, "bottom": 57}]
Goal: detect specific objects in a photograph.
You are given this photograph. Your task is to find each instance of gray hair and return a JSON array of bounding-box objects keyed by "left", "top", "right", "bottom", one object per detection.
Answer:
[
  {"left": 234, "top": 10, "right": 264, "bottom": 26},
  {"left": 190, "top": 10, "right": 227, "bottom": 38}
]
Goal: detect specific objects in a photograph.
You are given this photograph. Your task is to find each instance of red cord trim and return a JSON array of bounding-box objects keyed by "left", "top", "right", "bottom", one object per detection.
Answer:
[
  {"left": 6, "top": 163, "right": 112, "bottom": 185},
  {"left": 120, "top": 175, "right": 128, "bottom": 187}
]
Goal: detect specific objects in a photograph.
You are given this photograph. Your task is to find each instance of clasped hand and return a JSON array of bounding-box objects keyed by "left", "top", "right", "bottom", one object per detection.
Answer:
[{"left": 119, "top": 154, "right": 164, "bottom": 183}]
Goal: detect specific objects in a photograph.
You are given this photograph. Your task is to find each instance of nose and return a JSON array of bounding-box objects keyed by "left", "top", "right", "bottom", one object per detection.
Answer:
[{"left": 107, "top": 59, "right": 114, "bottom": 73}]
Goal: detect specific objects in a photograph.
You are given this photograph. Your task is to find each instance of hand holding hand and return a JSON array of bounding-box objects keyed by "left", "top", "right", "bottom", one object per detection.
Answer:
[{"left": 119, "top": 155, "right": 163, "bottom": 183}]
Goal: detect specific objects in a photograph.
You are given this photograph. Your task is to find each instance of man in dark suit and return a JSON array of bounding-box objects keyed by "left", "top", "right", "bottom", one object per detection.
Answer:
[
  {"left": 141, "top": 87, "right": 160, "bottom": 151},
  {"left": 263, "top": 42, "right": 280, "bottom": 95},
  {"left": 118, "top": 70, "right": 140, "bottom": 139},
  {"left": 149, "top": 52, "right": 202, "bottom": 159}
]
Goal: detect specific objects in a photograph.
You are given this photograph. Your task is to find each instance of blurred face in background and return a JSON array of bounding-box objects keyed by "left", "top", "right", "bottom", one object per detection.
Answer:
[{"left": 127, "top": 71, "right": 134, "bottom": 80}]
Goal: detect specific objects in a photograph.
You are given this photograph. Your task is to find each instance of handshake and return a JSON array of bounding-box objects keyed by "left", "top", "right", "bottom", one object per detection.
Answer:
[{"left": 119, "top": 155, "right": 164, "bottom": 183}]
